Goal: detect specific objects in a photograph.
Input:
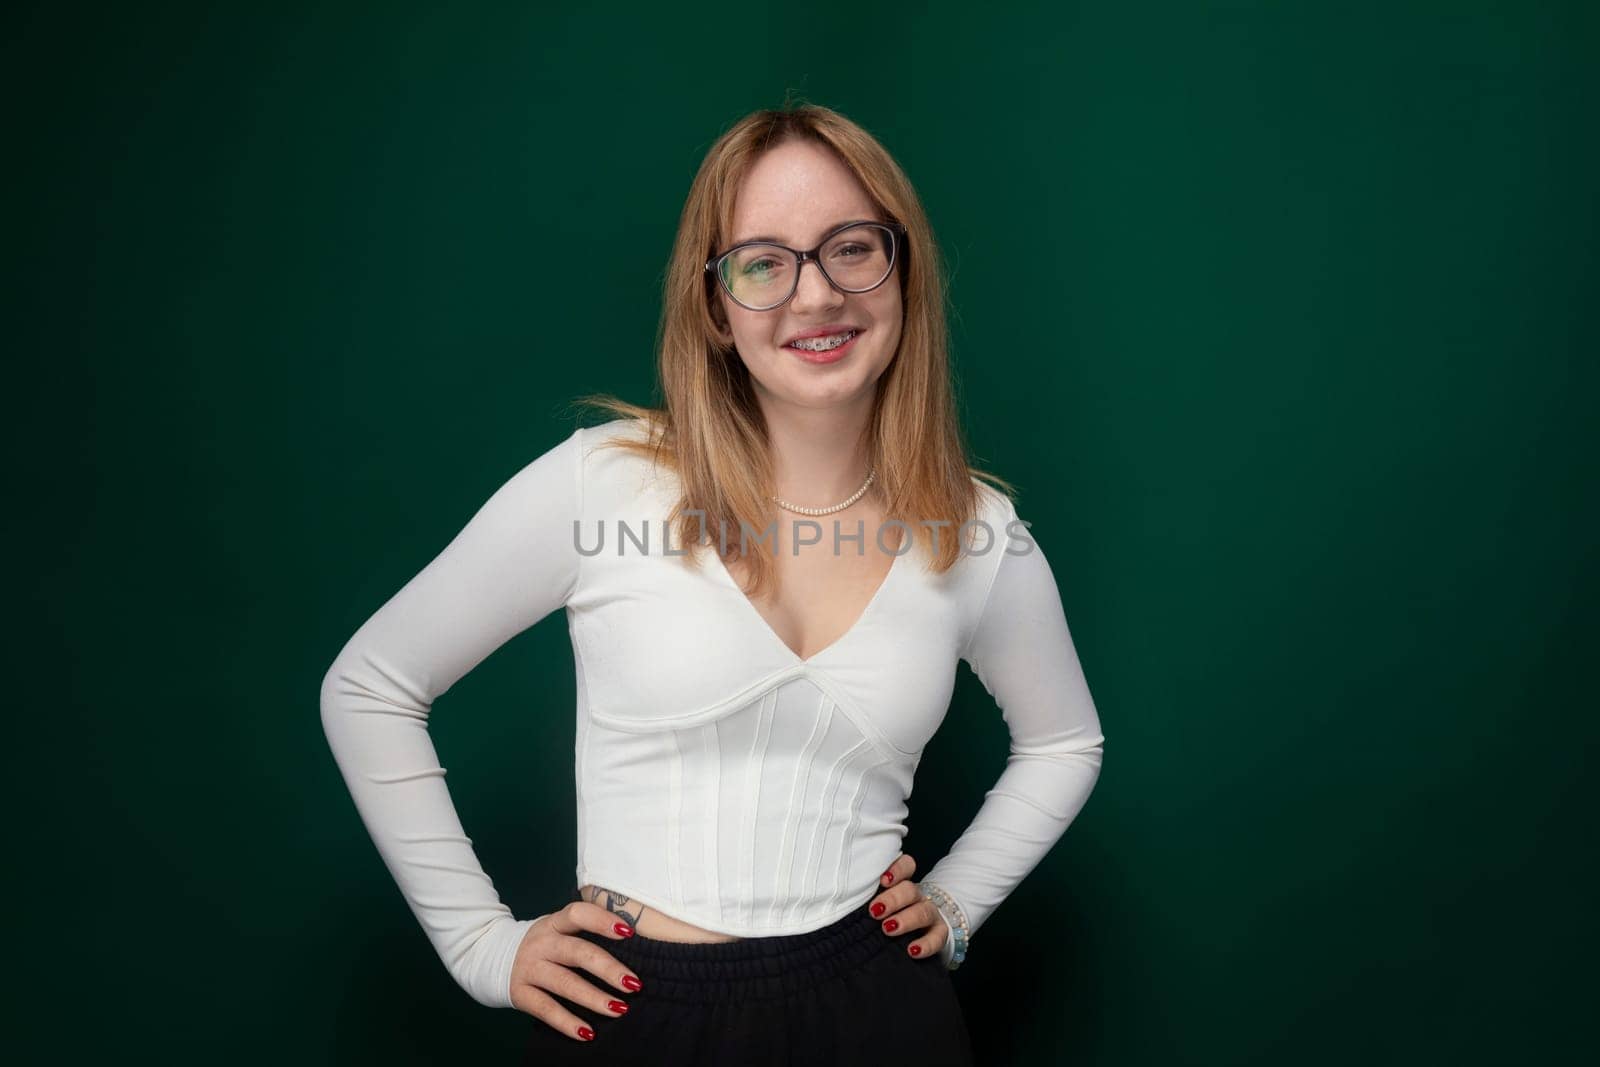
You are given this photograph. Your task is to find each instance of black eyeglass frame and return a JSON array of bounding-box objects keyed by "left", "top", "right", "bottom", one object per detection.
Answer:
[{"left": 704, "top": 219, "right": 908, "bottom": 311}]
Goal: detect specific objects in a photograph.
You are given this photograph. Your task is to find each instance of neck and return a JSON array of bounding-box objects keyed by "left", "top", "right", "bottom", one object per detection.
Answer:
[{"left": 758, "top": 391, "right": 876, "bottom": 507}]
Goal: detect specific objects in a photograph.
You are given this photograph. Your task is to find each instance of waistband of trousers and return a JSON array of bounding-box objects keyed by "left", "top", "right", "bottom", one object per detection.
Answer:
[{"left": 572, "top": 901, "right": 890, "bottom": 1004}]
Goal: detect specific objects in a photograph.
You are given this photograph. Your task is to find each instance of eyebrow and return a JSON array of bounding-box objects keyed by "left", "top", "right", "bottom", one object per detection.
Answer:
[{"left": 730, "top": 218, "right": 878, "bottom": 247}]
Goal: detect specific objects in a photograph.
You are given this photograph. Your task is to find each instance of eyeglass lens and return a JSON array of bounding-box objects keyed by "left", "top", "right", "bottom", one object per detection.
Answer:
[{"left": 718, "top": 224, "right": 895, "bottom": 310}]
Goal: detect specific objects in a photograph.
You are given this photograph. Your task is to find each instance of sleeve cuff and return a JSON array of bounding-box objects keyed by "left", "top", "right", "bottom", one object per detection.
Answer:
[{"left": 477, "top": 916, "right": 539, "bottom": 1010}]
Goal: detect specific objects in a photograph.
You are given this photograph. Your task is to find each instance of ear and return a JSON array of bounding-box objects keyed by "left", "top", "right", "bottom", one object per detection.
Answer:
[{"left": 708, "top": 298, "right": 736, "bottom": 348}]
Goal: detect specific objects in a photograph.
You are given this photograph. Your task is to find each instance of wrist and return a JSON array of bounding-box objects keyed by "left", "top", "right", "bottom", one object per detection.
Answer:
[
  {"left": 935, "top": 913, "right": 957, "bottom": 967},
  {"left": 919, "top": 881, "right": 969, "bottom": 970},
  {"left": 487, "top": 915, "right": 539, "bottom": 1010}
]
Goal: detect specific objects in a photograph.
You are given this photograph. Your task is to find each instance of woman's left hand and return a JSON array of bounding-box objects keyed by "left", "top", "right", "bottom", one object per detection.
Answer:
[{"left": 866, "top": 852, "right": 948, "bottom": 961}]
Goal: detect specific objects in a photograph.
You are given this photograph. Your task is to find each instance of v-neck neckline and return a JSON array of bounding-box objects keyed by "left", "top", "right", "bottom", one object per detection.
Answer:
[{"left": 707, "top": 539, "right": 910, "bottom": 667}]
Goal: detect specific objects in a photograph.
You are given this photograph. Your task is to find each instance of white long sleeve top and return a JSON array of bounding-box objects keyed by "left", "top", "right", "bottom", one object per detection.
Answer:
[{"left": 320, "top": 416, "right": 1104, "bottom": 1008}]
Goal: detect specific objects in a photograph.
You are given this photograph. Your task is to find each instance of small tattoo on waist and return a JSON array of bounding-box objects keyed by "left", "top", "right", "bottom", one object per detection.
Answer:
[{"left": 582, "top": 884, "right": 645, "bottom": 927}]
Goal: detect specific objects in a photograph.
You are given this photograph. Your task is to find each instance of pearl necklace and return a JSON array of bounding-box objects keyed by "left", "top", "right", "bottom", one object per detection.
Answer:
[{"left": 770, "top": 468, "right": 877, "bottom": 516}]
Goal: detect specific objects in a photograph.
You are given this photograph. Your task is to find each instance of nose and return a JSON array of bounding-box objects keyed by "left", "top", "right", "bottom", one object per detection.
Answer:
[{"left": 788, "top": 257, "right": 844, "bottom": 313}]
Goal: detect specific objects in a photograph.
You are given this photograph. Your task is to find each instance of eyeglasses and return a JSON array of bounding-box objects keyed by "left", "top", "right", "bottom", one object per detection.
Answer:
[{"left": 705, "top": 220, "right": 907, "bottom": 312}]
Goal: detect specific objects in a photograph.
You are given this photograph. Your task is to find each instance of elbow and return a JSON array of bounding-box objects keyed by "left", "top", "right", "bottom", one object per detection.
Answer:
[
  {"left": 1011, "top": 726, "right": 1104, "bottom": 768},
  {"left": 318, "top": 644, "right": 431, "bottom": 737},
  {"left": 1053, "top": 736, "right": 1105, "bottom": 783},
  {"left": 1082, "top": 733, "right": 1105, "bottom": 773},
  {"left": 1075, "top": 732, "right": 1105, "bottom": 786},
  {"left": 319, "top": 644, "right": 369, "bottom": 742},
  {"left": 319, "top": 657, "right": 349, "bottom": 740},
  {"left": 1056, "top": 711, "right": 1105, "bottom": 777},
  {"left": 1077, "top": 732, "right": 1106, "bottom": 798},
  {"left": 995, "top": 734, "right": 1104, "bottom": 823}
]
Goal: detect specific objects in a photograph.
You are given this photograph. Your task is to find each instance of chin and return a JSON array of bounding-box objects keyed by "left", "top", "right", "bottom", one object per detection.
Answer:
[{"left": 778, "top": 357, "right": 890, "bottom": 407}]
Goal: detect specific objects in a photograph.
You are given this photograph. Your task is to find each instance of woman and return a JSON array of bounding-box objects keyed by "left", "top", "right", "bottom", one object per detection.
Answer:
[{"left": 320, "top": 103, "right": 1105, "bottom": 1064}]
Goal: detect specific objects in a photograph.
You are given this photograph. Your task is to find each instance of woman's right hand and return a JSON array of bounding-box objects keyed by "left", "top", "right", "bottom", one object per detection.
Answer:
[{"left": 509, "top": 901, "right": 642, "bottom": 1042}]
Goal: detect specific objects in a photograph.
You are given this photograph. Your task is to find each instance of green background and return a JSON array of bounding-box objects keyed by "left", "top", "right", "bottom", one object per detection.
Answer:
[{"left": 14, "top": 1, "right": 1595, "bottom": 1062}]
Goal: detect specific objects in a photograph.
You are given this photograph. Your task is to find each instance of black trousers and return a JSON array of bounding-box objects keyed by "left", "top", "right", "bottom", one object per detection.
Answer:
[{"left": 519, "top": 898, "right": 976, "bottom": 1065}]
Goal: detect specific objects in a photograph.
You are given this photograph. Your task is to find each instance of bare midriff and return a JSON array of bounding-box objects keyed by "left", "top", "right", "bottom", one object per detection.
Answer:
[{"left": 577, "top": 883, "right": 744, "bottom": 943}]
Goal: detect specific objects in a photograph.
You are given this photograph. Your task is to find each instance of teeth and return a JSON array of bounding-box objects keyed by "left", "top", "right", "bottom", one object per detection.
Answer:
[{"left": 788, "top": 330, "right": 858, "bottom": 352}]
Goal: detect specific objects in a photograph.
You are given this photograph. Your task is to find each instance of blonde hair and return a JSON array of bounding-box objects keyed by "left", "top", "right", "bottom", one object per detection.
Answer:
[{"left": 568, "top": 100, "right": 1014, "bottom": 598}]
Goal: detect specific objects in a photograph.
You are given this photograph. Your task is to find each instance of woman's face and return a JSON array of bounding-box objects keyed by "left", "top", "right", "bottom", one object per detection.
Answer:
[{"left": 713, "top": 139, "right": 903, "bottom": 413}]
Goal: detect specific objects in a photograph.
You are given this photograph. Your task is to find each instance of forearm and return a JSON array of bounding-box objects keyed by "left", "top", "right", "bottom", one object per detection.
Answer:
[
  {"left": 921, "top": 740, "right": 1104, "bottom": 953},
  {"left": 320, "top": 655, "right": 535, "bottom": 1008}
]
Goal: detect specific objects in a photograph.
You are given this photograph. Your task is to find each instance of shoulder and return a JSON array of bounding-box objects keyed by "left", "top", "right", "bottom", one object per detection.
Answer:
[
  {"left": 965, "top": 475, "right": 1019, "bottom": 559},
  {"left": 969, "top": 476, "right": 1017, "bottom": 526},
  {"left": 923, "top": 475, "right": 1018, "bottom": 623},
  {"left": 575, "top": 416, "right": 677, "bottom": 508},
  {"left": 580, "top": 415, "right": 651, "bottom": 447}
]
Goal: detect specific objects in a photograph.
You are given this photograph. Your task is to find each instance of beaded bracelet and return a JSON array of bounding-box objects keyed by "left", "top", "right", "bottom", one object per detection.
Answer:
[{"left": 918, "top": 881, "right": 970, "bottom": 969}]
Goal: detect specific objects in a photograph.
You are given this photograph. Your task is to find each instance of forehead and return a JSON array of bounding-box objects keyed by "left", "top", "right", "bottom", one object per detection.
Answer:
[{"left": 728, "top": 140, "right": 879, "bottom": 246}]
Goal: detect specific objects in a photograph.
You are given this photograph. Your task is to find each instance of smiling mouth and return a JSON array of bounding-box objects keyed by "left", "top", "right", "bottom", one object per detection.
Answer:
[{"left": 784, "top": 329, "right": 861, "bottom": 353}]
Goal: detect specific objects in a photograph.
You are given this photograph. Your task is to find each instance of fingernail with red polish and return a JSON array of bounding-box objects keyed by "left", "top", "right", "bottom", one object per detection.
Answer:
[
  {"left": 883, "top": 918, "right": 899, "bottom": 933},
  {"left": 609, "top": 1000, "right": 629, "bottom": 1014},
  {"left": 614, "top": 922, "right": 634, "bottom": 937},
  {"left": 882, "top": 870, "right": 895, "bottom": 884},
  {"left": 578, "top": 1026, "right": 595, "bottom": 1041},
  {"left": 909, "top": 944, "right": 922, "bottom": 957},
  {"left": 870, "top": 902, "right": 886, "bottom": 917},
  {"left": 622, "top": 974, "right": 642, "bottom": 992}
]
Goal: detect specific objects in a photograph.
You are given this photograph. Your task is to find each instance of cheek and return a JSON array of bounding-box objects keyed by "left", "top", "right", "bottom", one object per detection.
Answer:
[
  {"left": 724, "top": 297, "right": 763, "bottom": 339},
  {"left": 870, "top": 291, "right": 904, "bottom": 352},
  {"left": 873, "top": 279, "right": 904, "bottom": 323}
]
